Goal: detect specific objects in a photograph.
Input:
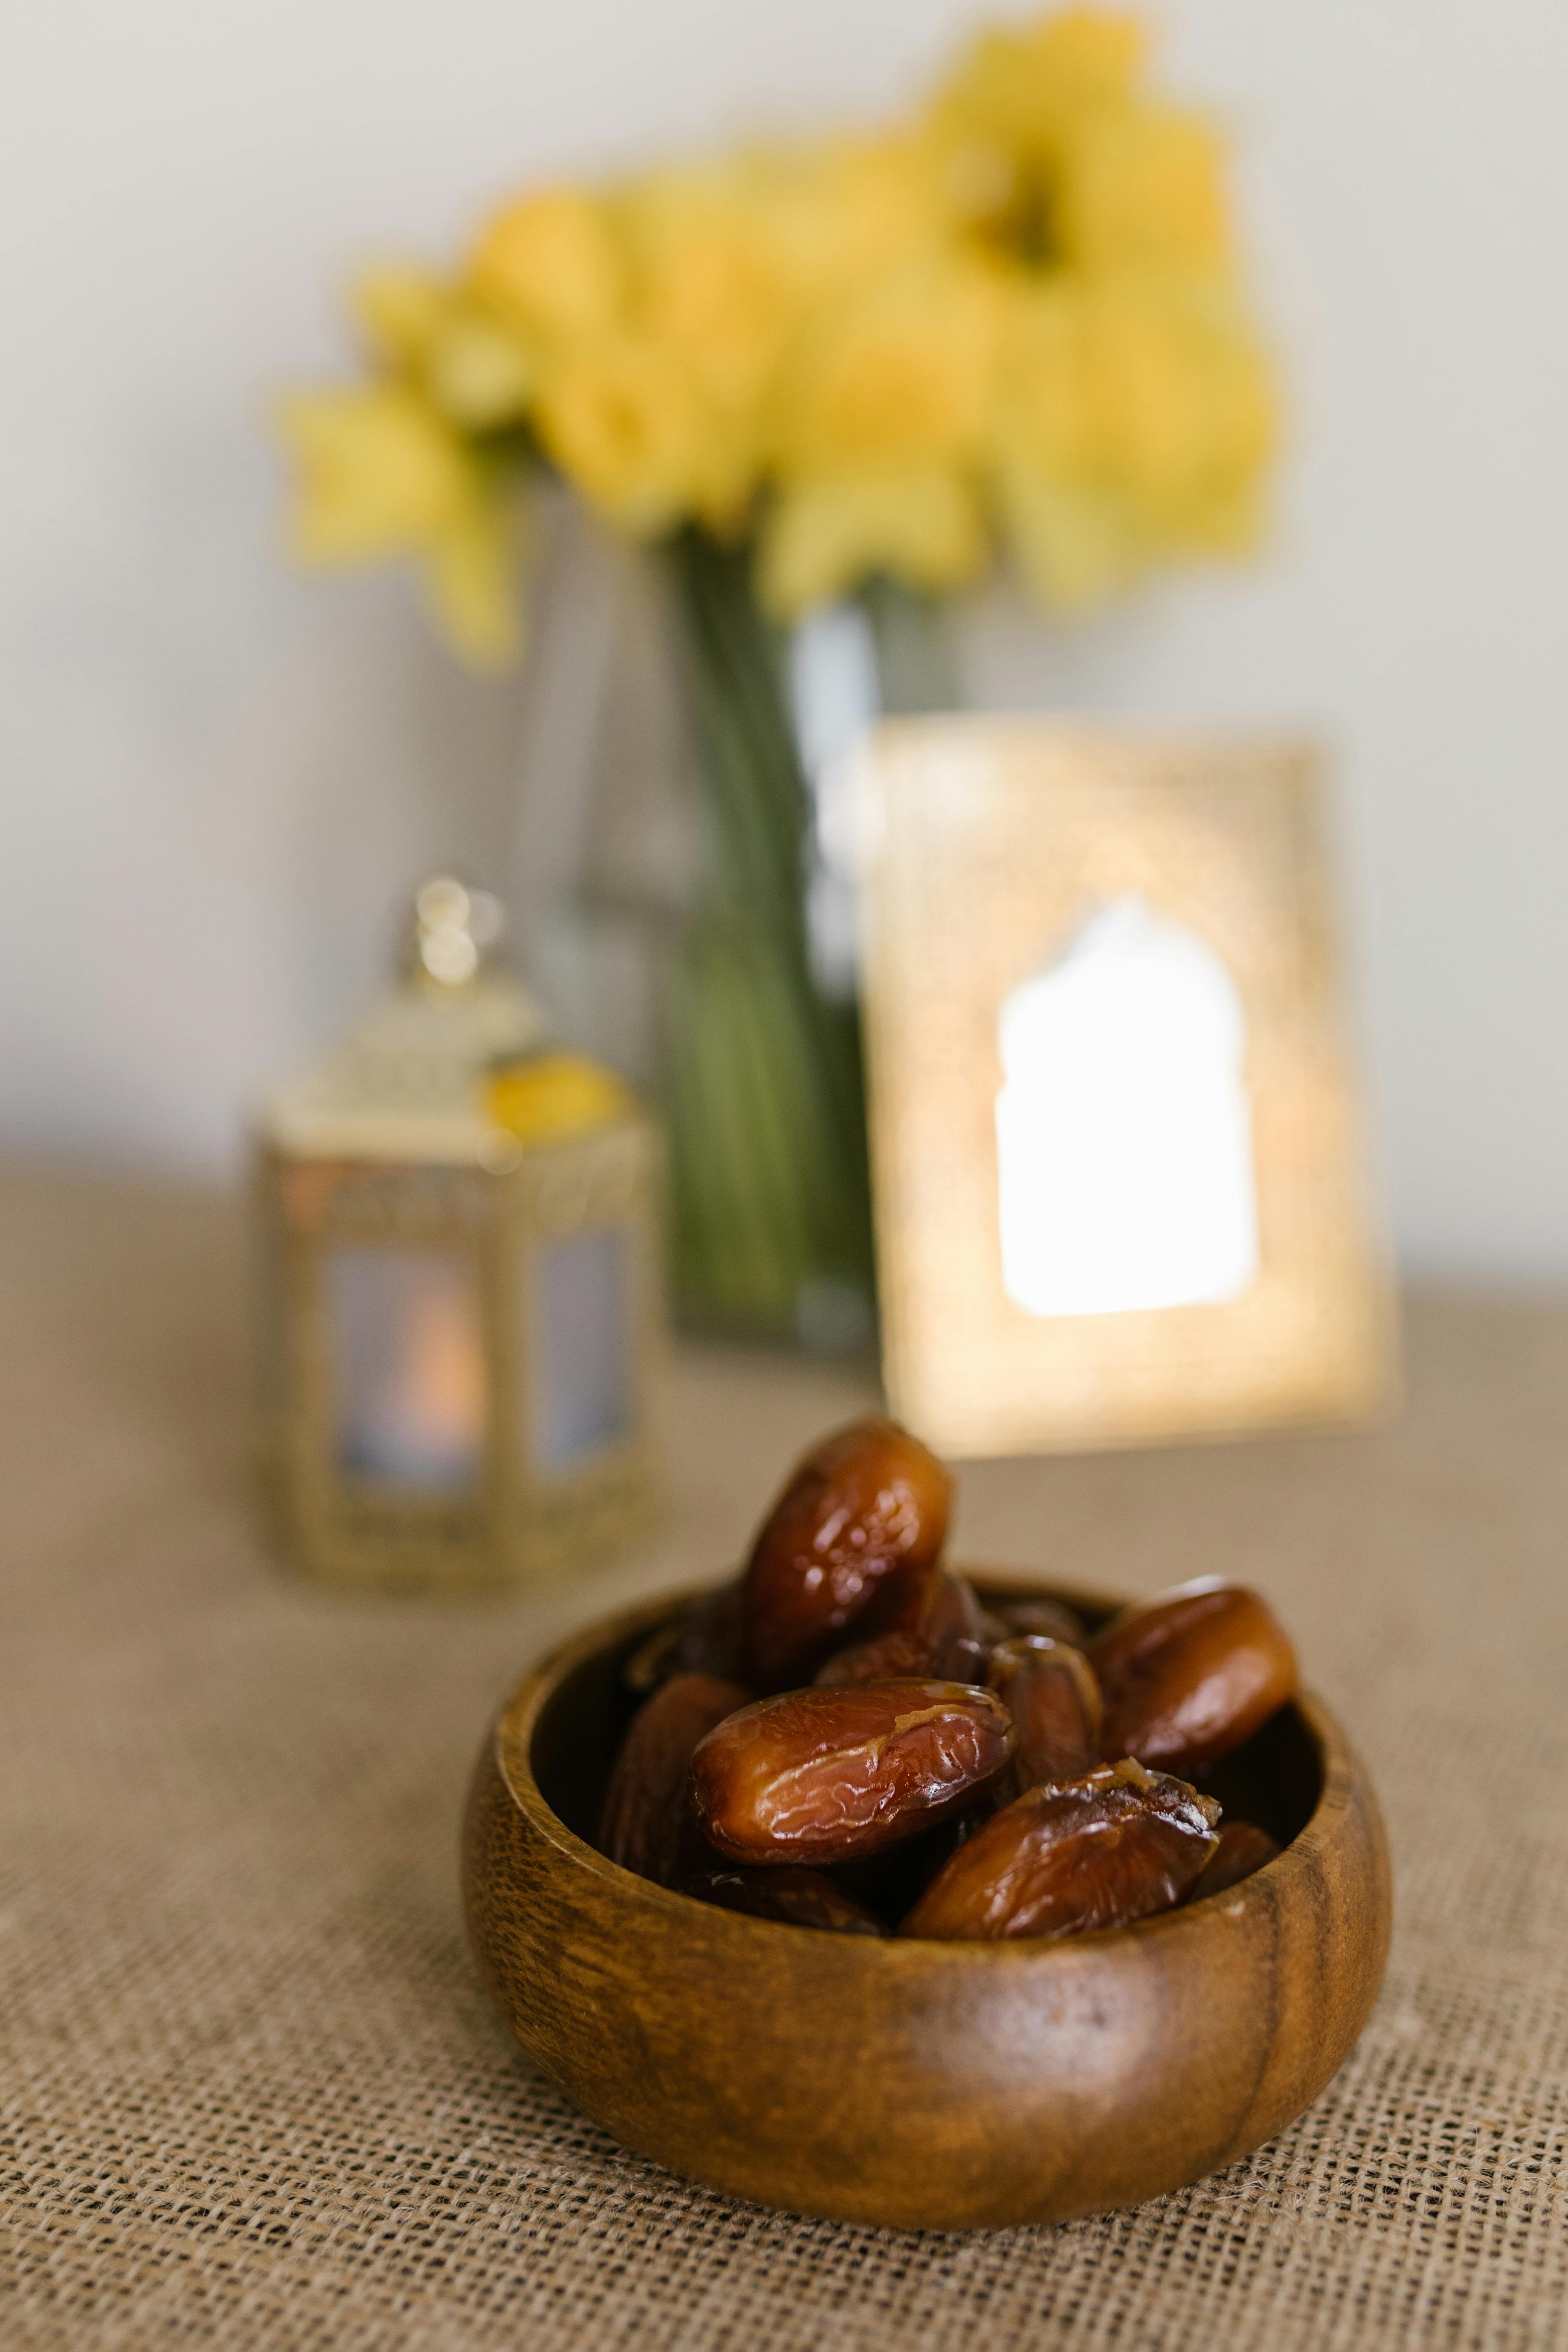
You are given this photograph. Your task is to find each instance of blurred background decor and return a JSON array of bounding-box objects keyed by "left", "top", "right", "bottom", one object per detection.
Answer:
[
  {"left": 856, "top": 720, "right": 1394, "bottom": 1452},
  {"left": 278, "top": 5, "right": 1277, "bottom": 1350},
  {"left": 255, "top": 876, "right": 665, "bottom": 1589}
]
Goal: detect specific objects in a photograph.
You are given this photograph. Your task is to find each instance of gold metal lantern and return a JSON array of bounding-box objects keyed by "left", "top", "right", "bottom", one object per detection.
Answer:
[{"left": 253, "top": 878, "right": 666, "bottom": 1591}]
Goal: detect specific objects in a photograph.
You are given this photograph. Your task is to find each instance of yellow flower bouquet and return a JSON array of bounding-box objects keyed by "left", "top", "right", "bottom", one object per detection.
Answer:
[{"left": 280, "top": 7, "right": 1276, "bottom": 1344}]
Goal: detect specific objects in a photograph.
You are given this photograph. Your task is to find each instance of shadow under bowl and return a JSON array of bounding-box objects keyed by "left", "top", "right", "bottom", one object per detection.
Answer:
[{"left": 462, "top": 1573, "right": 1391, "bottom": 2231}]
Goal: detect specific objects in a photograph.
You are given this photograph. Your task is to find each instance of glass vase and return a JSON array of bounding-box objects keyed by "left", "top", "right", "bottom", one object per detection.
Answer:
[{"left": 660, "top": 529, "right": 955, "bottom": 1352}]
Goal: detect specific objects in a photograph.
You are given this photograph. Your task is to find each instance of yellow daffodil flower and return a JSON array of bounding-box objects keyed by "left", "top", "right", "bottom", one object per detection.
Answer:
[
  {"left": 624, "top": 164, "right": 798, "bottom": 412},
  {"left": 934, "top": 7, "right": 1146, "bottom": 170},
  {"left": 759, "top": 464, "right": 987, "bottom": 616},
  {"left": 990, "top": 275, "right": 1275, "bottom": 605},
  {"left": 1058, "top": 106, "right": 1231, "bottom": 278},
  {"left": 353, "top": 263, "right": 534, "bottom": 429},
  {"left": 768, "top": 134, "right": 952, "bottom": 298},
  {"left": 993, "top": 280, "right": 1100, "bottom": 474},
  {"left": 279, "top": 384, "right": 474, "bottom": 557},
  {"left": 420, "top": 496, "right": 523, "bottom": 664},
  {"left": 469, "top": 188, "right": 623, "bottom": 347},
  {"left": 280, "top": 7, "right": 1276, "bottom": 647},
  {"left": 277, "top": 384, "right": 522, "bottom": 661},
  {"left": 616, "top": 163, "right": 804, "bottom": 530},
  {"left": 991, "top": 284, "right": 1139, "bottom": 606},
  {"left": 1090, "top": 283, "right": 1276, "bottom": 532},
  {"left": 995, "top": 458, "right": 1147, "bottom": 608},
  {"left": 533, "top": 334, "right": 706, "bottom": 535},
  {"left": 777, "top": 259, "right": 1002, "bottom": 477},
  {"left": 424, "top": 306, "right": 534, "bottom": 430},
  {"left": 353, "top": 263, "right": 451, "bottom": 371}
]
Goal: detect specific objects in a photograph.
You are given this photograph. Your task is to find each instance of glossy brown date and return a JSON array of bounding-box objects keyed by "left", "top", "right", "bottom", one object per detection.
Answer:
[
  {"left": 624, "top": 1578, "right": 748, "bottom": 1696},
  {"left": 987, "top": 1635, "right": 1102, "bottom": 1789},
  {"left": 814, "top": 1566, "right": 985, "bottom": 1688},
  {"left": 812, "top": 1627, "right": 937, "bottom": 1686},
  {"left": 740, "top": 1418, "right": 952, "bottom": 1690},
  {"left": 995, "top": 1597, "right": 1087, "bottom": 1648},
  {"left": 1090, "top": 1578, "right": 1297, "bottom": 1774},
  {"left": 899, "top": 1758, "right": 1220, "bottom": 1942},
  {"left": 684, "top": 1867, "right": 886, "bottom": 1935},
  {"left": 598, "top": 1672, "right": 750, "bottom": 1886},
  {"left": 690, "top": 1680, "right": 1013, "bottom": 1866},
  {"left": 623, "top": 1618, "right": 685, "bottom": 1697},
  {"left": 1187, "top": 1818, "right": 1280, "bottom": 1903}
]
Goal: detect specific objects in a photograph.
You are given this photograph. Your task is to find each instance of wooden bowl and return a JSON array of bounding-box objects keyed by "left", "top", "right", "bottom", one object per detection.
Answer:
[{"left": 462, "top": 1574, "right": 1391, "bottom": 2231}]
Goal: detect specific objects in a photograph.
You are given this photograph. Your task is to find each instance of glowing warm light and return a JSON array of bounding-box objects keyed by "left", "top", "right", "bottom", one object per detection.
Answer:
[
  {"left": 329, "top": 1248, "right": 487, "bottom": 1487},
  {"left": 995, "top": 897, "right": 1259, "bottom": 1318}
]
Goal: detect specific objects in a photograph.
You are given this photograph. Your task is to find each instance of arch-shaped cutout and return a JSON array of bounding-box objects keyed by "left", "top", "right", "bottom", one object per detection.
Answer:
[{"left": 995, "top": 896, "right": 1260, "bottom": 1317}]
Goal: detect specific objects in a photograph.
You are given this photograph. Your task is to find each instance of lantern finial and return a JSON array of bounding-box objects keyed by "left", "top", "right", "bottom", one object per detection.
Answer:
[{"left": 409, "top": 873, "right": 505, "bottom": 990}]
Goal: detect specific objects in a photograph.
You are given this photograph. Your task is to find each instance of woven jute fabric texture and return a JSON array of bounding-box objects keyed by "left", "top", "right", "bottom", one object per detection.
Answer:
[{"left": 3, "top": 1172, "right": 1566, "bottom": 2351}]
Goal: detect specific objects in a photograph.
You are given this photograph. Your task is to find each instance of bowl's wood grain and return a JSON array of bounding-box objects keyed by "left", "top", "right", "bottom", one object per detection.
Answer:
[{"left": 462, "top": 1575, "right": 1391, "bottom": 2230}]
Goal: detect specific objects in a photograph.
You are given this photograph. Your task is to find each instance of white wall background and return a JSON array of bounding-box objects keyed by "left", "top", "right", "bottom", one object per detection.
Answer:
[{"left": 2, "top": 0, "right": 1565, "bottom": 1281}]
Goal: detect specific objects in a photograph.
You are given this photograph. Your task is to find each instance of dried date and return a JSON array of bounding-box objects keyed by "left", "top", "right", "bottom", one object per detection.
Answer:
[
  {"left": 1187, "top": 1819, "right": 1280, "bottom": 1903},
  {"left": 622, "top": 1618, "right": 686, "bottom": 1697},
  {"left": 671, "top": 1577, "right": 747, "bottom": 1680},
  {"left": 740, "top": 1418, "right": 952, "bottom": 1689},
  {"left": 812, "top": 1627, "right": 938, "bottom": 1687},
  {"left": 1090, "top": 1579, "right": 1297, "bottom": 1774},
  {"left": 814, "top": 1566, "right": 985, "bottom": 1688},
  {"left": 899, "top": 1758, "right": 1220, "bottom": 1942},
  {"left": 995, "top": 1596, "right": 1087, "bottom": 1648},
  {"left": 690, "top": 1680, "right": 1013, "bottom": 1866},
  {"left": 684, "top": 1867, "right": 886, "bottom": 1935},
  {"left": 598, "top": 1672, "right": 750, "bottom": 1886},
  {"left": 987, "top": 1635, "right": 1102, "bottom": 1789},
  {"left": 624, "top": 1579, "right": 747, "bottom": 1695}
]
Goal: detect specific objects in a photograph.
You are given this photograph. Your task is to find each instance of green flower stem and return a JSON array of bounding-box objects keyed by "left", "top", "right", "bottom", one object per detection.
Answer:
[{"left": 661, "top": 527, "right": 876, "bottom": 1344}]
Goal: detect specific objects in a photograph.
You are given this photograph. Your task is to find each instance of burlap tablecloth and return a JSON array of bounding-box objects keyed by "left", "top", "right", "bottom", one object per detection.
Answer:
[{"left": 3, "top": 1170, "right": 1566, "bottom": 2350}]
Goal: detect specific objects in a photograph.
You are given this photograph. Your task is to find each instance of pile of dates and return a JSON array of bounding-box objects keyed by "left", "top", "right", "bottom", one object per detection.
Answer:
[{"left": 598, "top": 1417, "right": 1297, "bottom": 1941}]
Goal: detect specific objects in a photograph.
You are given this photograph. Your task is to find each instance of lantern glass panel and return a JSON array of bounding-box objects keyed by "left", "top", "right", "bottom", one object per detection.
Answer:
[
  {"left": 328, "top": 1245, "right": 486, "bottom": 1490},
  {"left": 528, "top": 1226, "right": 631, "bottom": 1472}
]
